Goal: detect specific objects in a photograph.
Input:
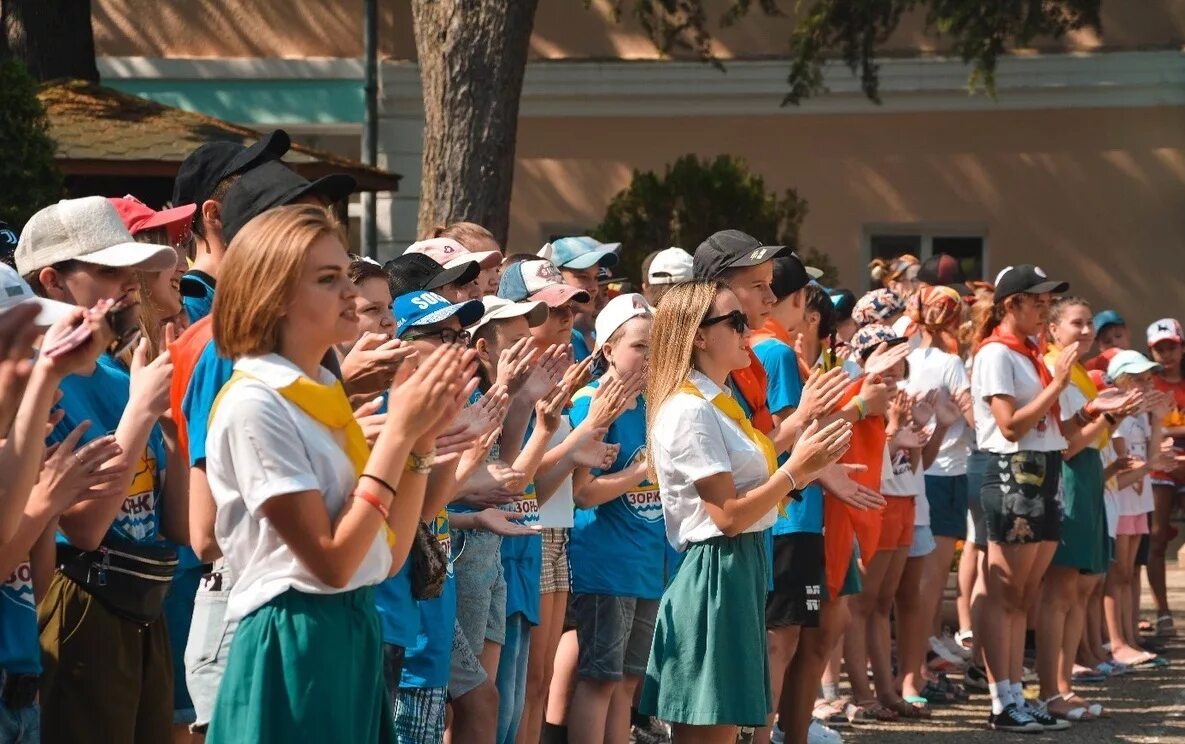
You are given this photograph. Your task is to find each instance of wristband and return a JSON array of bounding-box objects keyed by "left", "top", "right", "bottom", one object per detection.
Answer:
[
  {"left": 777, "top": 468, "right": 799, "bottom": 492},
  {"left": 1082, "top": 400, "right": 1100, "bottom": 420},
  {"left": 360, "top": 473, "right": 397, "bottom": 498},
  {"left": 1104, "top": 413, "right": 1118, "bottom": 427},
  {"left": 852, "top": 396, "right": 867, "bottom": 422},
  {"left": 355, "top": 488, "right": 390, "bottom": 520},
  {"left": 405, "top": 451, "right": 435, "bottom": 474}
]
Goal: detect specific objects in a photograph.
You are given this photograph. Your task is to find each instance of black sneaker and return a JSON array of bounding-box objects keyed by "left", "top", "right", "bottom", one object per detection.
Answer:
[
  {"left": 1023, "top": 701, "right": 1071, "bottom": 731},
  {"left": 964, "top": 664, "right": 989, "bottom": 692},
  {"left": 988, "top": 703, "right": 1043, "bottom": 733}
]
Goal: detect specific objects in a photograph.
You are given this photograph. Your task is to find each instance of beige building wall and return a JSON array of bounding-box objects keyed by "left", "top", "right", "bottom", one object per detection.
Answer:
[{"left": 510, "top": 106, "right": 1185, "bottom": 334}]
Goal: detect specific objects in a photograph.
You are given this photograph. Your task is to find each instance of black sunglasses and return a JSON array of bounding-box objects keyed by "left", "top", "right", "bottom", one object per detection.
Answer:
[
  {"left": 700, "top": 309, "right": 748, "bottom": 334},
  {"left": 406, "top": 327, "right": 471, "bottom": 346}
]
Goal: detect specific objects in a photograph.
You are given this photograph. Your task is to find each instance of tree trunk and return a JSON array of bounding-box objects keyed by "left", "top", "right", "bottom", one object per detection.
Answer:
[
  {"left": 1, "top": 0, "right": 99, "bottom": 82},
  {"left": 411, "top": 0, "right": 538, "bottom": 247}
]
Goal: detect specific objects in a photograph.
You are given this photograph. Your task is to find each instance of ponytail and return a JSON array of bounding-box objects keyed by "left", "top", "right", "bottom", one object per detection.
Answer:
[{"left": 972, "top": 300, "right": 1008, "bottom": 348}]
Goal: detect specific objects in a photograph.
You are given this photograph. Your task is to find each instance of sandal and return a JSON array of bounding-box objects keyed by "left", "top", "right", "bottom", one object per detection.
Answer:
[
  {"left": 1042, "top": 695, "right": 1095, "bottom": 722},
  {"left": 845, "top": 700, "right": 898, "bottom": 723},
  {"left": 884, "top": 698, "right": 932, "bottom": 719},
  {"left": 954, "top": 628, "right": 974, "bottom": 650},
  {"left": 1121, "top": 650, "right": 1169, "bottom": 668},
  {"left": 1064, "top": 693, "right": 1109, "bottom": 719},
  {"left": 1071, "top": 665, "right": 1107, "bottom": 684},
  {"left": 935, "top": 672, "right": 970, "bottom": 702},
  {"left": 1156, "top": 614, "right": 1176, "bottom": 637},
  {"left": 916, "top": 682, "right": 952, "bottom": 705},
  {"left": 813, "top": 699, "right": 849, "bottom": 728}
]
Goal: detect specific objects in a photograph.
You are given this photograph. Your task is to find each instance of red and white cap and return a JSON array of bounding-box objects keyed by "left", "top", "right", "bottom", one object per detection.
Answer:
[
  {"left": 108, "top": 195, "right": 196, "bottom": 244},
  {"left": 406, "top": 237, "right": 500, "bottom": 270},
  {"left": 1147, "top": 318, "right": 1183, "bottom": 347}
]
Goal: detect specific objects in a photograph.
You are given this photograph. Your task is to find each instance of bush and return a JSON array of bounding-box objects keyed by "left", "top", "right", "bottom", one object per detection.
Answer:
[
  {"left": 593, "top": 154, "right": 837, "bottom": 287},
  {"left": 0, "top": 59, "right": 63, "bottom": 230}
]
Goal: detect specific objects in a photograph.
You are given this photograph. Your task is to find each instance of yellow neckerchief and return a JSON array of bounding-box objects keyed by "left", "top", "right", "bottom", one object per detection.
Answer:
[
  {"left": 210, "top": 367, "right": 393, "bottom": 544},
  {"left": 1045, "top": 344, "right": 1109, "bottom": 448},
  {"left": 680, "top": 377, "right": 778, "bottom": 478}
]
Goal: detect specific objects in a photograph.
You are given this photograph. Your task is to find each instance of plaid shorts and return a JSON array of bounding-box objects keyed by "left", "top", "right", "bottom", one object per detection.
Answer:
[
  {"left": 540, "top": 528, "right": 570, "bottom": 595},
  {"left": 393, "top": 686, "right": 447, "bottom": 743}
]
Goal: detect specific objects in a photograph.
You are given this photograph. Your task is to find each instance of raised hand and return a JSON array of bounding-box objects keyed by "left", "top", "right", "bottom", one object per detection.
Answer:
[
  {"left": 798, "top": 367, "right": 850, "bottom": 420},
  {"left": 0, "top": 303, "right": 40, "bottom": 436},
  {"left": 892, "top": 424, "right": 929, "bottom": 450},
  {"left": 585, "top": 376, "right": 631, "bottom": 430},
  {"left": 1142, "top": 389, "right": 1172, "bottom": 418},
  {"left": 454, "top": 426, "right": 505, "bottom": 484},
  {"left": 561, "top": 353, "right": 595, "bottom": 393},
  {"left": 495, "top": 338, "right": 537, "bottom": 397},
  {"left": 783, "top": 419, "right": 853, "bottom": 485},
  {"left": 910, "top": 390, "right": 937, "bottom": 426},
  {"left": 858, "top": 373, "right": 892, "bottom": 417},
  {"left": 934, "top": 388, "right": 963, "bottom": 428},
  {"left": 1052, "top": 342, "right": 1080, "bottom": 388},
  {"left": 864, "top": 341, "right": 910, "bottom": 379},
  {"left": 34, "top": 421, "right": 127, "bottom": 512},
  {"left": 475, "top": 508, "right": 537, "bottom": 537},
  {"left": 887, "top": 390, "right": 911, "bottom": 429},
  {"left": 386, "top": 344, "right": 476, "bottom": 441},
  {"left": 817, "top": 462, "right": 886, "bottom": 510},
  {"left": 519, "top": 345, "right": 567, "bottom": 404},
  {"left": 353, "top": 396, "right": 386, "bottom": 446},
  {"left": 573, "top": 439, "right": 619, "bottom": 470},
  {"left": 129, "top": 335, "right": 174, "bottom": 418},
  {"left": 341, "top": 333, "right": 417, "bottom": 398},
  {"left": 535, "top": 379, "right": 572, "bottom": 433},
  {"left": 39, "top": 301, "right": 115, "bottom": 378}
]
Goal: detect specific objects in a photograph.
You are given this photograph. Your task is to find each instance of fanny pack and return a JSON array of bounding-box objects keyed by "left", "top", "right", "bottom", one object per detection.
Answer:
[
  {"left": 57, "top": 537, "right": 179, "bottom": 625},
  {"left": 410, "top": 521, "right": 447, "bottom": 601}
]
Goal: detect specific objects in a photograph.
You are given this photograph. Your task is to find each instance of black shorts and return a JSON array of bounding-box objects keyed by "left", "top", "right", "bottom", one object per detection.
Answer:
[
  {"left": 981, "top": 450, "right": 1062, "bottom": 544},
  {"left": 765, "top": 532, "right": 823, "bottom": 628}
]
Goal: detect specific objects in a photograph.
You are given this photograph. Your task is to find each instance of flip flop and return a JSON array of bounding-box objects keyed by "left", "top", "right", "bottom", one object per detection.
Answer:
[
  {"left": 1127, "top": 651, "right": 1169, "bottom": 668},
  {"left": 1065, "top": 694, "right": 1110, "bottom": 719},
  {"left": 885, "top": 698, "right": 932, "bottom": 719},
  {"left": 845, "top": 700, "right": 899, "bottom": 723},
  {"left": 1042, "top": 695, "right": 1095, "bottom": 722}
]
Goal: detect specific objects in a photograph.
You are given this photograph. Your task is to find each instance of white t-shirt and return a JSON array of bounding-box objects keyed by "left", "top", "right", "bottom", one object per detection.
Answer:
[
  {"left": 1113, "top": 414, "right": 1154, "bottom": 516},
  {"left": 907, "top": 346, "right": 973, "bottom": 475},
  {"left": 892, "top": 315, "right": 923, "bottom": 351},
  {"left": 537, "top": 421, "right": 575, "bottom": 528},
  {"left": 1056, "top": 384, "right": 1102, "bottom": 451},
  {"left": 651, "top": 369, "right": 776, "bottom": 551},
  {"left": 971, "top": 343, "right": 1067, "bottom": 454},
  {"left": 207, "top": 354, "right": 392, "bottom": 622},
  {"left": 1101, "top": 442, "right": 1120, "bottom": 538},
  {"left": 881, "top": 442, "right": 923, "bottom": 497}
]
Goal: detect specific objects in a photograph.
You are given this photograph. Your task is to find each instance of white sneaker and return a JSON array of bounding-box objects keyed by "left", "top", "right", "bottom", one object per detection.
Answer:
[
  {"left": 929, "top": 635, "right": 967, "bottom": 667},
  {"left": 941, "top": 630, "right": 973, "bottom": 660},
  {"left": 807, "top": 719, "right": 843, "bottom": 744}
]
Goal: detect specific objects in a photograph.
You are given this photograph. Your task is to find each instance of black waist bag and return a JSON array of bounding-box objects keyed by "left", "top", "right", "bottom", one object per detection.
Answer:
[{"left": 58, "top": 537, "right": 179, "bottom": 625}]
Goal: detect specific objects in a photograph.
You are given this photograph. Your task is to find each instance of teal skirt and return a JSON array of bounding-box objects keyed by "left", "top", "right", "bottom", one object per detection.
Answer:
[
  {"left": 639, "top": 531, "right": 772, "bottom": 726},
  {"left": 206, "top": 587, "right": 395, "bottom": 744},
  {"left": 1053, "top": 449, "right": 1109, "bottom": 574}
]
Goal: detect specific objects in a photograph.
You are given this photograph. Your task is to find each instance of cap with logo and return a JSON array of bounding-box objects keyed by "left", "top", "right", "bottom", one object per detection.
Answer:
[
  {"left": 1092, "top": 309, "right": 1125, "bottom": 335},
  {"left": 172, "top": 129, "right": 291, "bottom": 209},
  {"left": 468, "top": 295, "right": 549, "bottom": 335},
  {"left": 406, "top": 237, "right": 498, "bottom": 271},
  {"left": 692, "top": 230, "right": 791, "bottom": 280},
  {"left": 850, "top": 323, "right": 908, "bottom": 360},
  {"left": 1147, "top": 318, "right": 1184, "bottom": 347},
  {"left": 647, "top": 247, "right": 694, "bottom": 286},
  {"left": 770, "top": 254, "right": 812, "bottom": 300},
  {"left": 539, "top": 236, "right": 620, "bottom": 271},
  {"left": 1107, "top": 349, "right": 1161, "bottom": 381},
  {"left": 219, "top": 160, "right": 356, "bottom": 245},
  {"left": 498, "top": 258, "right": 591, "bottom": 307},
  {"left": 0, "top": 220, "right": 18, "bottom": 268},
  {"left": 992, "top": 264, "right": 1069, "bottom": 303},
  {"left": 918, "top": 253, "right": 974, "bottom": 296},
  {"left": 393, "top": 290, "right": 484, "bottom": 339},
  {"left": 594, "top": 293, "right": 653, "bottom": 351},
  {"left": 384, "top": 253, "right": 479, "bottom": 298},
  {"left": 108, "top": 195, "right": 196, "bottom": 245},
  {"left": 0, "top": 263, "right": 74, "bottom": 325},
  {"left": 15, "top": 197, "right": 180, "bottom": 277}
]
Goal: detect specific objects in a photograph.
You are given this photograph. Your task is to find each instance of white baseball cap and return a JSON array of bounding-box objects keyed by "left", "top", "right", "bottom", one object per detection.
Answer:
[
  {"left": 594, "top": 293, "right": 653, "bottom": 351},
  {"left": 406, "top": 237, "right": 500, "bottom": 271},
  {"left": 0, "top": 263, "right": 75, "bottom": 326},
  {"left": 1147, "top": 318, "right": 1183, "bottom": 347},
  {"left": 468, "top": 295, "right": 549, "bottom": 334},
  {"left": 15, "top": 196, "right": 179, "bottom": 277},
  {"left": 647, "top": 247, "right": 694, "bottom": 285}
]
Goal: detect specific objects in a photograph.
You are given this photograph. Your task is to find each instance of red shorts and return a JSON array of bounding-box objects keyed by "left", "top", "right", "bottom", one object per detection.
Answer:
[{"left": 877, "top": 496, "right": 916, "bottom": 552}]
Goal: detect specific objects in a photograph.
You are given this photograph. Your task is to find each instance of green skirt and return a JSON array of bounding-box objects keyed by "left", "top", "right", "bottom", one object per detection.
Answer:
[
  {"left": 639, "top": 531, "right": 772, "bottom": 726},
  {"left": 1053, "top": 449, "right": 1109, "bottom": 574},
  {"left": 206, "top": 587, "right": 395, "bottom": 744}
]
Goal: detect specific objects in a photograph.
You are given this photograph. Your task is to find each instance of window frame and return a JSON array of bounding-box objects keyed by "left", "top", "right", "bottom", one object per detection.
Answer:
[{"left": 863, "top": 222, "right": 990, "bottom": 286}]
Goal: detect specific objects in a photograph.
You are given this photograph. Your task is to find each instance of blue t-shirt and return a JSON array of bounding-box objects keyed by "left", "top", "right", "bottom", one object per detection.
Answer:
[
  {"left": 0, "top": 559, "right": 38, "bottom": 673},
  {"left": 182, "top": 340, "right": 235, "bottom": 466},
  {"left": 52, "top": 356, "right": 167, "bottom": 545},
  {"left": 500, "top": 414, "right": 541, "bottom": 625},
  {"left": 400, "top": 508, "right": 456, "bottom": 689},
  {"left": 570, "top": 329, "right": 594, "bottom": 363},
  {"left": 752, "top": 338, "right": 824, "bottom": 535},
  {"left": 567, "top": 382, "right": 666, "bottom": 599},
  {"left": 375, "top": 559, "right": 417, "bottom": 649},
  {"left": 180, "top": 272, "right": 216, "bottom": 324}
]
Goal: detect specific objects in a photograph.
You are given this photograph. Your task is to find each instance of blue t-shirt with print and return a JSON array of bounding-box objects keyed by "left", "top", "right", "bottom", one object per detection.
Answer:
[
  {"left": 400, "top": 508, "right": 457, "bottom": 689},
  {"left": 180, "top": 272, "right": 216, "bottom": 324},
  {"left": 52, "top": 356, "right": 167, "bottom": 545},
  {"left": 0, "top": 558, "right": 39, "bottom": 673},
  {"left": 567, "top": 382, "right": 666, "bottom": 599},
  {"left": 375, "top": 387, "right": 418, "bottom": 649},
  {"left": 500, "top": 415, "right": 542, "bottom": 626},
  {"left": 182, "top": 339, "right": 235, "bottom": 466},
  {"left": 752, "top": 337, "right": 824, "bottom": 536}
]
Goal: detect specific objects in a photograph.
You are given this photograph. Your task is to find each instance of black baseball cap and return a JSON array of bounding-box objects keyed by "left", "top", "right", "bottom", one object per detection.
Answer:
[
  {"left": 918, "top": 253, "right": 973, "bottom": 296},
  {"left": 993, "top": 264, "right": 1069, "bottom": 303},
  {"left": 384, "top": 252, "right": 480, "bottom": 298},
  {"left": 0, "top": 220, "right": 17, "bottom": 268},
  {"left": 693, "top": 229, "right": 791, "bottom": 280},
  {"left": 770, "top": 254, "right": 812, "bottom": 300},
  {"left": 219, "top": 160, "right": 356, "bottom": 245},
  {"left": 172, "top": 129, "right": 291, "bottom": 208}
]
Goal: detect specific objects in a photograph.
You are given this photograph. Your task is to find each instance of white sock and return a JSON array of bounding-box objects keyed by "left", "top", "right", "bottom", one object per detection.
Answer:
[
  {"left": 989, "top": 679, "right": 1010, "bottom": 714},
  {"left": 1011, "top": 682, "right": 1025, "bottom": 707}
]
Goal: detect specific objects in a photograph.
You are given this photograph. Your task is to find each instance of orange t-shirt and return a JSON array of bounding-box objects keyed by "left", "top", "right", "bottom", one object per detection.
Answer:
[
  {"left": 1152, "top": 375, "right": 1185, "bottom": 482},
  {"left": 167, "top": 316, "right": 215, "bottom": 458}
]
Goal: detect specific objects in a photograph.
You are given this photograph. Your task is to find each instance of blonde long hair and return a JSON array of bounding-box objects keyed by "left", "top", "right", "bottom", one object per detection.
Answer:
[{"left": 645, "top": 280, "right": 722, "bottom": 480}]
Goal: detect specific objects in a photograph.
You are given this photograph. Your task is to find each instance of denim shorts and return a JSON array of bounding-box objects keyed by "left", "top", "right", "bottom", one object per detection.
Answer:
[
  {"left": 572, "top": 594, "right": 658, "bottom": 680},
  {"left": 449, "top": 618, "right": 488, "bottom": 699},
  {"left": 0, "top": 697, "right": 38, "bottom": 744},
  {"left": 924, "top": 474, "right": 969, "bottom": 539},
  {"left": 453, "top": 529, "right": 507, "bottom": 649},
  {"left": 184, "top": 564, "right": 239, "bottom": 732},
  {"left": 908, "top": 525, "right": 937, "bottom": 558}
]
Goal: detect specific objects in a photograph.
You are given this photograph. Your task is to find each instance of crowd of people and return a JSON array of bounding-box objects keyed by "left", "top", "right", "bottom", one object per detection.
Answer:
[{"left": 0, "top": 127, "right": 1181, "bottom": 744}]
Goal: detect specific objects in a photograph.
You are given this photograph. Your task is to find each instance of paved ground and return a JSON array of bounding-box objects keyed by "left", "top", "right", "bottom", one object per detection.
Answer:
[{"left": 842, "top": 566, "right": 1185, "bottom": 743}]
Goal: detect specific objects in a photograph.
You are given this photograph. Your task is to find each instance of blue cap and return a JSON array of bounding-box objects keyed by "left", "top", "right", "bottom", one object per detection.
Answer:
[
  {"left": 539, "top": 236, "right": 619, "bottom": 270},
  {"left": 1093, "top": 309, "right": 1125, "bottom": 335},
  {"left": 497, "top": 258, "right": 589, "bottom": 307},
  {"left": 393, "top": 290, "right": 483, "bottom": 339}
]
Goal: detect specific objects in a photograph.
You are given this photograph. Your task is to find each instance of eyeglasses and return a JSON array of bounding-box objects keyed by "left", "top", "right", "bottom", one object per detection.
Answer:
[
  {"left": 406, "top": 328, "right": 471, "bottom": 346},
  {"left": 700, "top": 309, "right": 748, "bottom": 334}
]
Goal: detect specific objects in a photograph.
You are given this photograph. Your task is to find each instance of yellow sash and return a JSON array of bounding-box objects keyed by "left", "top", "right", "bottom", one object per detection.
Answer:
[{"left": 1045, "top": 346, "right": 1109, "bottom": 448}]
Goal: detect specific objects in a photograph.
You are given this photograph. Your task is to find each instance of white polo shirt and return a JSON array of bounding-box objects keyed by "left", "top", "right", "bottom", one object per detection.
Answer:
[{"left": 650, "top": 369, "right": 775, "bottom": 551}]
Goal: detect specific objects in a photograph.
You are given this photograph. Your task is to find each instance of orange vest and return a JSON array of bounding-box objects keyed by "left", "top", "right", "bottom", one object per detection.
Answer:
[{"left": 167, "top": 316, "right": 215, "bottom": 457}]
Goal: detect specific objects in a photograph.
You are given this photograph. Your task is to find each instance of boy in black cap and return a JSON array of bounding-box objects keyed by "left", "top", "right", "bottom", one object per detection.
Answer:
[{"left": 173, "top": 130, "right": 290, "bottom": 322}]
